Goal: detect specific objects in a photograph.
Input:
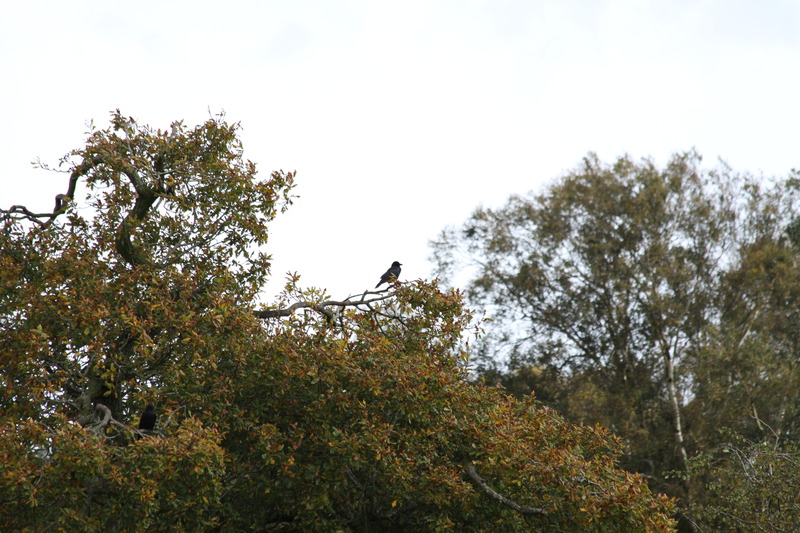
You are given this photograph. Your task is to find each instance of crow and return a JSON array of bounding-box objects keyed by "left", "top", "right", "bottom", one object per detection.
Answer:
[
  {"left": 376, "top": 261, "right": 402, "bottom": 288},
  {"left": 138, "top": 404, "right": 157, "bottom": 430}
]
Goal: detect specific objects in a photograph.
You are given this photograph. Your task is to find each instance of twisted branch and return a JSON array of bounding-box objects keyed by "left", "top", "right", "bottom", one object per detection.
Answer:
[
  {"left": 2, "top": 150, "right": 166, "bottom": 267},
  {"left": 1, "top": 156, "right": 100, "bottom": 226}
]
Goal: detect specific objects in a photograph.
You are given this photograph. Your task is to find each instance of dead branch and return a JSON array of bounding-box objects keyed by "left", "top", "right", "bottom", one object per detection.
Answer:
[
  {"left": 466, "top": 464, "right": 545, "bottom": 516},
  {"left": 254, "top": 290, "right": 397, "bottom": 319}
]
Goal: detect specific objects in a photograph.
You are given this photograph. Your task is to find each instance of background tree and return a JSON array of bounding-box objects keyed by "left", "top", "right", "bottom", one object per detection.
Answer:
[
  {"left": 0, "top": 114, "right": 674, "bottom": 531},
  {"left": 687, "top": 432, "right": 800, "bottom": 532},
  {"left": 431, "top": 152, "right": 800, "bottom": 523},
  {"left": 688, "top": 183, "right": 800, "bottom": 447}
]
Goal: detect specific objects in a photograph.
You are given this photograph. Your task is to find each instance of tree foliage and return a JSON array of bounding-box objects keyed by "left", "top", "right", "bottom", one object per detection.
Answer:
[
  {"left": 0, "top": 113, "right": 674, "bottom": 531},
  {"left": 431, "top": 151, "right": 800, "bottom": 523},
  {"left": 687, "top": 433, "right": 800, "bottom": 532}
]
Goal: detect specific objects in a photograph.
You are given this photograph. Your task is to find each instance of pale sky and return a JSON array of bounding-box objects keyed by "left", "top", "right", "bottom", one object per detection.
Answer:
[{"left": 2, "top": 1, "right": 799, "bottom": 302}]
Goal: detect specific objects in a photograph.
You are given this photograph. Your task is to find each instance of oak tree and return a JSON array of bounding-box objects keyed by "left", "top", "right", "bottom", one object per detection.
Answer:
[{"left": 0, "top": 113, "right": 675, "bottom": 531}]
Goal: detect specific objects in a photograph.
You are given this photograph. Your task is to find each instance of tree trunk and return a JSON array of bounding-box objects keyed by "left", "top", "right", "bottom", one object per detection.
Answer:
[{"left": 663, "top": 348, "right": 689, "bottom": 474}]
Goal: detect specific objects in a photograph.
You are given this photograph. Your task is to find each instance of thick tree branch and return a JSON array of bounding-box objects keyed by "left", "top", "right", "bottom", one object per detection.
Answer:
[
  {"left": 111, "top": 157, "right": 159, "bottom": 266},
  {"left": 2, "top": 149, "right": 162, "bottom": 267},
  {"left": 88, "top": 403, "right": 128, "bottom": 435},
  {"left": 466, "top": 464, "right": 545, "bottom": 516},
  {"left": 90, "top": 403, "right": 113, "bottom": 433}
]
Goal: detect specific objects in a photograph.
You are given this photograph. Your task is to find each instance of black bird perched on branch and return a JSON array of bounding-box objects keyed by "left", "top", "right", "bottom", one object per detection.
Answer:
[
  {"left": 138, "top": 404, "right": 157, "bottom": 430},
  {"left": 376, "top": 261, "right": 402, "bottom": 288}
]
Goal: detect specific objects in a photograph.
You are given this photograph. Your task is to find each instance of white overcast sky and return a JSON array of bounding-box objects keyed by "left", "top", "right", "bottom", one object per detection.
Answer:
[{"left": 2, "top": 1, "right": 799, "bottom": 301}]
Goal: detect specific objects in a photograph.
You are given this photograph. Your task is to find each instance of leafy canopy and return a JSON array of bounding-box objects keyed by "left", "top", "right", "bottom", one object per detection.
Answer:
[
  {"left": 431, "top": 150, "right": 800, "bottom": 526},
  {"left": 0, "top": 113, "right": 674, "bottom": 531}
]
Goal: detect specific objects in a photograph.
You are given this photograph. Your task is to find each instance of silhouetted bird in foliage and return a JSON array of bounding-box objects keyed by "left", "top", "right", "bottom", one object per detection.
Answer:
[
  {"left": 138, "top": 404, "right": 157, "bottom": 430},
  {"left": 376, "top": 261, "right": 402, "bottom": 288}
]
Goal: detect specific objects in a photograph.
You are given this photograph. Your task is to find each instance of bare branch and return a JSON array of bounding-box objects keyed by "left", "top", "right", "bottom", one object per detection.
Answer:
[
  {"left": 1, "top": 155, "right": 100, "bottom": 226},
  {"left": 254, "top": 290, "right": 397, "bottom": 319},
  {"left": 466, "top": 464, "right": 545, "bottom": 516},
  {"left": 2, "top": 205, "right": 50, "bottom": 225},
  {"left": 160, "top": 405, "right": 187, "bottom": 429}
]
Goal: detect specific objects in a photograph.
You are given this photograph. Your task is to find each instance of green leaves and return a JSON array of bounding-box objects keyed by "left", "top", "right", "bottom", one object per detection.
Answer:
[
  {"left": 434, "top": 150, "right": 800, "bottom": 523},
  {"left": 688, "top": 434, "right": 800, "bottom": 531},
  {"left": 1, "top": 116, "right": 674, "bottom": 531}
]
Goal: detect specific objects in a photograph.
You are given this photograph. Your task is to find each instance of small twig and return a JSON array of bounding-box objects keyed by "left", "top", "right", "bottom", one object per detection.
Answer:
[{"left": 160, "top": 405, "right": 187, "bottom": 429}]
